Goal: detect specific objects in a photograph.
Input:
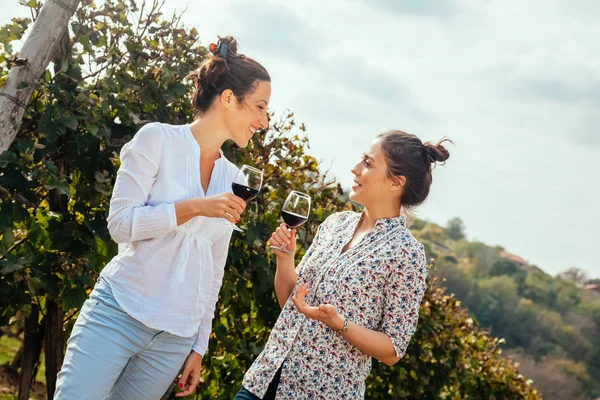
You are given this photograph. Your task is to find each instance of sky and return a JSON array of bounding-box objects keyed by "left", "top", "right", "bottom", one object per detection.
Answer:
[{"left": 2, "top": 0, "right": 599, "bottom": 278}]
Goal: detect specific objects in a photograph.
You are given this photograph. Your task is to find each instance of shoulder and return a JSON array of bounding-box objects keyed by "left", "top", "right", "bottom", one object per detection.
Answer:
[
  {"left": 397, "top": 228, "right": 428, "bottom": 275},
  {"left": 321, "top": 210, "right": 358, "bottom": 229},
  {"left": 135, "top": 122, "right": 192, "bottom": 142},
  {"left": 124, "top": 122, "right": 169, "bottom": 150}
]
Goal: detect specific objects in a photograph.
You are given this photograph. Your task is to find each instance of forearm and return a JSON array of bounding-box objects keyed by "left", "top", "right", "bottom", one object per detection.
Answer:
[
  {"left": 174, "top": 198, "right": 203, "bottom": 226},
  {"left": 333, "top": 317, "right": 400, "bottom": 366},
  {"left": 107, "top": 202, "right": 177, "bottom": 243},
  {"left": 274, "top": 256, "right": 297, "bottom": 308}
]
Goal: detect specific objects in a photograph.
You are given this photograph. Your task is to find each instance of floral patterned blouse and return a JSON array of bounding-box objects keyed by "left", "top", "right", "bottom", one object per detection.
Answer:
[{"left": 242, "top": 211, "right": 429, "bottom": 399}]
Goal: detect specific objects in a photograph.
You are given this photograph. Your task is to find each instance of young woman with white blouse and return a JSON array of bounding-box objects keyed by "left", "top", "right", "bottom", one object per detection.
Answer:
[
  {"left": 54, "top": 36, "right": 271, "bottom": 399},
  {"left": 235, "top": 132, "right": 451, "bottom": 400}
]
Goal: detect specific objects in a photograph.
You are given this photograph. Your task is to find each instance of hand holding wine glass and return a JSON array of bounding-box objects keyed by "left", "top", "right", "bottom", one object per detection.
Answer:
[
  {"left": 269, "top": 191, "right": 311, "bottom": 255},
  {"left": 269, "top": 223, "right": 297, "bottom": 257},
  {"left": 228, "top": 165, "right": 263, "bottom": 232}
]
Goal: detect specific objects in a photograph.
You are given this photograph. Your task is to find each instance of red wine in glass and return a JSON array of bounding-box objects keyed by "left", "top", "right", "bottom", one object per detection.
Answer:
[
  {"left": 281, "top": 210, "right": 308, "bottom": 228},
  {"left": 270, "top": 191, "right": 311, "bottom": 255},
  {"left": 228, "top": 165, "right": 263, "bottom": 232},
  {"left": 232, "top": 183, "right": 260, "bottom": 202}
]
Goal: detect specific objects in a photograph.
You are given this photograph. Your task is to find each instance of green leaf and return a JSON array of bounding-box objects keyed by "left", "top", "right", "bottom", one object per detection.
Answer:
[
  {"left": 79, "top": 34, "right": 91, "bottom": 50},
  {"left": 61, "top": 57, "right": 69, "bottom": 73},
  {"left": 79, "top": 275, "right": 94, "bottom": 286},
  {"left": 85, "top": 121, "right": 99, "bottom": 136},
  {"left": 45, "top": 179, "right": 70, "bottom": 196},
  {"left": 0, "top": 151, "right": 17, "bottom": 168},
  {"left": 0, "top": 258, "right": 25, "bottom": 275},
  {"left": 2, "top": 227, "right": 14, "bottom": 247},
  {"left": 62, "top": 286, "right": 88, "bottom": 310},
  {"left": 63, "top": 115, "right": 78, "bottom": 130},
  {"left": 101, "top": 98, "right": 110, "bottom": 113},
  {"left": 94, "top": 170, "right": 110, "bottom": 183}
]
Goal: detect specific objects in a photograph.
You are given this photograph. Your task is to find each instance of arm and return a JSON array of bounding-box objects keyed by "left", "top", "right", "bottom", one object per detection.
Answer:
[
  {"left": 107, "top": 124, "right": 245, "bottom": 243},
  {"left": 292, "top": 245, "right": 429, "bottom": 366},
  {"left": 271, "top": 218, "right": 329, "bottom": 308},
  {"left": 274, "top": 250, "right": 297, "bottom": 308},
  {"left": 107, "top": 123, "right": 178, "bottom": 243},
  {"left": 176, "top": 221, "right": 234, "bottom": 397}
]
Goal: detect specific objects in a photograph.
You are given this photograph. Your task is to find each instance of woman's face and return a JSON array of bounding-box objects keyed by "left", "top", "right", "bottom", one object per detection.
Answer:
[
  {"left": 349, "top": 138, "right": 401, "bottom": 207},
  {"left": 225, "top": 80, "right": 271, "bottom": 147}
]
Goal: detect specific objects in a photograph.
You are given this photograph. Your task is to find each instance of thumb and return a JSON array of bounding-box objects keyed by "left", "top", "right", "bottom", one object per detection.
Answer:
[{"left": 319, "top": 304, "right": 336, "bottom": 315}]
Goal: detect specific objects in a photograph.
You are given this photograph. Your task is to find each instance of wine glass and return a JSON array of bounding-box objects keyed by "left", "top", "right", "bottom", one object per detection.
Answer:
[
  {"left": 228, "top": 165, "right": 263, "bottom": 232},
  {"left": 269, "top": 191, "right": 311, "bottom": 255}
]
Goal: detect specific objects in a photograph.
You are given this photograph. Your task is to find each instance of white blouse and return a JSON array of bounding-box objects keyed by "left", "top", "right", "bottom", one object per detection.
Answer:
[{"left": 100, "top": 122, "right": 238, "bottom": 356}]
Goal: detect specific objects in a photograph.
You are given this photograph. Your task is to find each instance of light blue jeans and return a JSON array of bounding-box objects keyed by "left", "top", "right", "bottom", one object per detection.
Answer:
[{"left": 54, "top": 277, "right": 195, "bottom": 400}]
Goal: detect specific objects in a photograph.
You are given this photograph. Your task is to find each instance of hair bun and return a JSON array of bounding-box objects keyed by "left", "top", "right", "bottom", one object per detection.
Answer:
[
  {"left": 209, "top": 36, "right": 238, "bottom": 58},
  {"left": 425, "top": 138, "right": 451, "bottom": 164}
]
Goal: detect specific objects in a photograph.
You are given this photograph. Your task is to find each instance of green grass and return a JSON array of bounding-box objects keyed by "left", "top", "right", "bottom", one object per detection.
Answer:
[
  {"left": 0, "top": 335, "right": 46, "bottom": 384},
  {"left": 0, "top": 336, "right": 20, "bottom": 366}
]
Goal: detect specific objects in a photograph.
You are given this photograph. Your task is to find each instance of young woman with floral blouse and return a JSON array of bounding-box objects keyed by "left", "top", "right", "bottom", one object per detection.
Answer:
[{"left": 235, "top": 131, "right": 451, "bottom": 400}]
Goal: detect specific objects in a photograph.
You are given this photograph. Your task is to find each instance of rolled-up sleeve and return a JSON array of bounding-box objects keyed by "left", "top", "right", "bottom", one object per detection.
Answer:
[
  {"left": 192, "top": 229, "right": 233, "bottom": 356},
  {"left": 379, "top": 244, "right": 428, "bottom": 359},
  {"left": 107, "top": 123, "right": 177, "bottom": 244}
]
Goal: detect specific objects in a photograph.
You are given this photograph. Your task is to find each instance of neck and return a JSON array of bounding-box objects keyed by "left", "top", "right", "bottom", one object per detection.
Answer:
[
  {"left": 189, "top": 112, "right": 230, "bottom": 158},
  {"left": 360, "top": 202, "right": 401, "bottom": 229}
]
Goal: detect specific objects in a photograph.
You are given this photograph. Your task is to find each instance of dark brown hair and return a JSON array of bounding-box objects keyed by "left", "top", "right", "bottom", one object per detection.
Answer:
[
  {"left": 378, "top": 130, "right": 452, "bottom": 208},
  {"left": 186, "top": 36, "right": 270, "bottom": 114}
]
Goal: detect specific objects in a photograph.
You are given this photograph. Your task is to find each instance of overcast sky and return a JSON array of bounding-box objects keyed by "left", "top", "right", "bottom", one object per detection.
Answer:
[{"left": 2, "top": 0, "right": 599, "bottom": 278}]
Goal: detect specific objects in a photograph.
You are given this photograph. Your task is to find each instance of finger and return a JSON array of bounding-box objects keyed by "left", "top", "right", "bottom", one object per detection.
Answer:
[
  {"left": 228, "top": 193, "right": 247, "bottom": 210},
  {"left": 229, "top": 200, "right": 245, "bottom": 216},
  {"left": 176, "top": 388, "right": 195, "bottom": 397},
  {"left": 188, "top": 371, "right": 200, "bottom": 389},
  {"left": 275, "top": 229, "right": 291, "bottom": 246},
  {"left": 177, "top": 374, "right": 199, "bottom": 397},
  {"left": 293, "top": 297, "right": 319, "bottom": 319},
  {"left": 292, "top": 296, "right": 305, "bottom": 313},
  {"left": 295, "top": 287, "right": 306, "bottom": 302},
  {"left": 177, "top": 366, "right": 192, "bottom": 392},
  {"left": 226, "top": 205, "right": 241, "bottom": 221},
  {"left": 268, "top": 235, "right": 282, "bottom": 248},
  {"left": 301, "top": 283, "right": 310, "bottom": 295},
  {"left": 279, "top": 223, "right": 292, "bottom": 237},
  {"left": 318, "top": 304, "right": 336, "bottom": 315},
  {"left": 222, "top": 210, "right": 237, "bottom": 223}
]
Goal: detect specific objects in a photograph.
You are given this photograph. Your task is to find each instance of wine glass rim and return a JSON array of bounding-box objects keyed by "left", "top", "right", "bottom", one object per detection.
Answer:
[
  {"left": 288, "top": 190, "right": 310, "bottom": 198},
  {"left": 241, "top": 165, "right": 263, "bottom": 174}
]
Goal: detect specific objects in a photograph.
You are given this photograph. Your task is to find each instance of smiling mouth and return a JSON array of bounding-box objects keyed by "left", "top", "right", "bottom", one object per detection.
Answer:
[
  {"left": 352, "top": 180, "right": 362, "bottom": 188},
  {"left": 248, "top": 126, "right": 257, "bottom": 135}
]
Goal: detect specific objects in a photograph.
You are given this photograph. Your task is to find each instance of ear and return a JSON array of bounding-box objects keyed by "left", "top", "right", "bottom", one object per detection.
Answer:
[
  {"left": 389, "top": 175, "right": 406, "bottom": 193},
  {"left": 220, "top": 89, "right": 235, "bottom": 109}
]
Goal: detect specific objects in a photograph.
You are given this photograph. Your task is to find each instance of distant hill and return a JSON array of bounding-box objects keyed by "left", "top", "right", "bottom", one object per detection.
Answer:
[{"left": 409, "top": 217, "right": 600, "bottom": 400}]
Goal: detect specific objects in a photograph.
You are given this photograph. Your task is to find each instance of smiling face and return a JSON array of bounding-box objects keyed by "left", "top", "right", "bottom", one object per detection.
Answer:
[
  {"left": 349, "top": 138, "right": 403, "bottom": 208},
  {"left": 222, "top": 80, "right": 271, "bottom": 147}
]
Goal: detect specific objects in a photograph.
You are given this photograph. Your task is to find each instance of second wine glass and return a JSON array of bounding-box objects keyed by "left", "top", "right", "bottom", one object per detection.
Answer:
[
  {"left": 229, "top": 165, "right": 263, "bottom": 232},
  {"left": 270, "top": 190, "right": 311, "bottom": 255}
]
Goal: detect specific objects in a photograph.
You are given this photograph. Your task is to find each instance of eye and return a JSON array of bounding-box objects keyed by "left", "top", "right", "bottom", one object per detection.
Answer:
[
  {"left": 258, "top": 105, "right": 265, "bottom": 110},
  {"left": 362, "top": 156, "right": 370, "bottom": 167}
]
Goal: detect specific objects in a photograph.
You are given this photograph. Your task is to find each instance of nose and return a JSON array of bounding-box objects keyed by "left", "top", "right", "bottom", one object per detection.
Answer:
[
  {"left": 351, "top": 163, "right": 361, "bottom": 176},
  {"left": 258, "top": 115, "right": 268, "bottom": 129}
]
